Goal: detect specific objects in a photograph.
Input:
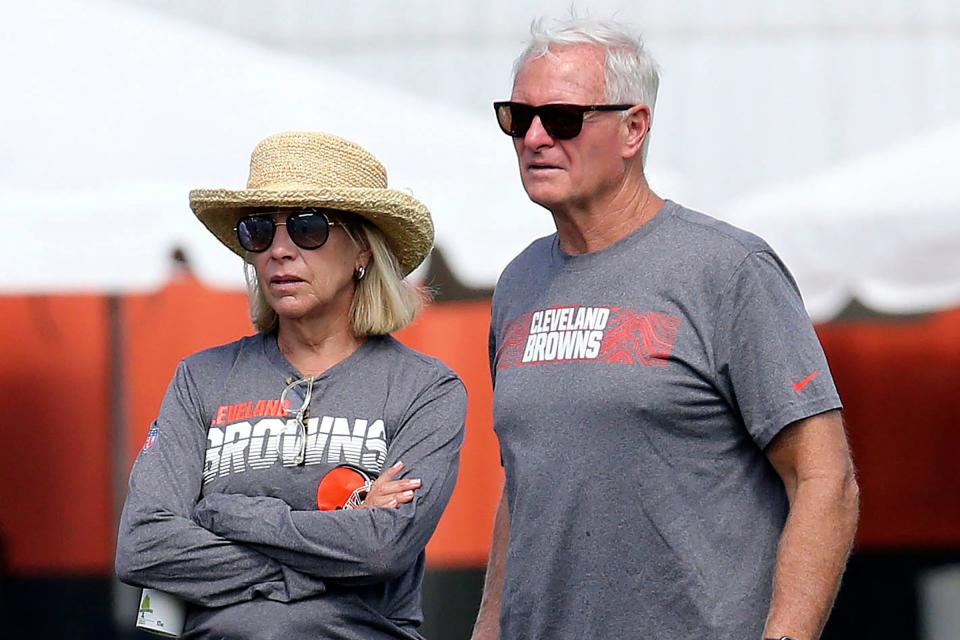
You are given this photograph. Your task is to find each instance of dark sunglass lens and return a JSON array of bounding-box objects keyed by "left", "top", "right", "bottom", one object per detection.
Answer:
[
  {"left": 540, "top": 105, "right": 584, "bottom": 140},
  {"left": 286, "top": 212, "right": 330, "bottom": 250},
  {"left": 495, "top": 104, "right": 514, "bottom": 136},
  {"left": 500, "top": 103, "right": 534, "bottom": 138},
  {"left": 237, "top": 215, "right": 275, "bottom": 252}
]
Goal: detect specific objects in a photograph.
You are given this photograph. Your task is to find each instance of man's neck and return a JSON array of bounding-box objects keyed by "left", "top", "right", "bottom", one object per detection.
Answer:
[{"left": 551, "top": 179, "right": 664, "bottom": 256}]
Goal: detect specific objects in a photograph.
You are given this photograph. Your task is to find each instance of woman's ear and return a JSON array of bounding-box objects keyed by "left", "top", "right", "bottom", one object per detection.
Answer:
[{"left": 359, "top": 244, "right": 372, "bottom": 266}]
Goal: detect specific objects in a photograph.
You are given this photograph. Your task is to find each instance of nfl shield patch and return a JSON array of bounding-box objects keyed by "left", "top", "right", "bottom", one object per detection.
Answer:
[{"left": 141, "top": 424, "right": 159, "bottom": 454}]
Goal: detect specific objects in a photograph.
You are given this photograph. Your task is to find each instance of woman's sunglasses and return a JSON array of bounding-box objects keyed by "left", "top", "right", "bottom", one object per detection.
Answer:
[
  {"left": 493, "top": 101, "right": 635, "bottom": 140},
  {"left": 235, "top": 208, "right": 345, "bottom": 253}
]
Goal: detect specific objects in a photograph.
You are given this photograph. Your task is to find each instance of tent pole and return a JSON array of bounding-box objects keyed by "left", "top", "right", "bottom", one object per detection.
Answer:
[{"left": 108, "top": 293, "right": 139, "bottom": 630}]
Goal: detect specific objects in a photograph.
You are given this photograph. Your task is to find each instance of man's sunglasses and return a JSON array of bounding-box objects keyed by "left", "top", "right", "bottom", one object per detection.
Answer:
[
  {"left": 493, "top": 101, "right": 635, "bottom": 140},
  {"left": 235, "top": 208, "right": 346, "bottom": 253}
]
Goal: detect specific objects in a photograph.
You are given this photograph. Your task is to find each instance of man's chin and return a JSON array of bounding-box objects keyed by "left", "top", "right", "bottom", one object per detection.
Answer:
[{"left": 523, "top": 185, "right": 568, "bottom": 211}]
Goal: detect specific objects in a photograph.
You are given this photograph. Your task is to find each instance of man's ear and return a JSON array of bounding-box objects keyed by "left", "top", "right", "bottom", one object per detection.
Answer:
[{"left": 621, "top": 104, "right": 651, "bottom": 160}]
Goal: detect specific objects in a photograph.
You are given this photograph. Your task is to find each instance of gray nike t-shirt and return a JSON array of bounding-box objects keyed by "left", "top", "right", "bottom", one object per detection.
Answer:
[
  {"left": 117, "top": 333, "right": 466, "bottom": 640},
  {"left": 489, "top": 200, "right": 841, "bottom": 639}
]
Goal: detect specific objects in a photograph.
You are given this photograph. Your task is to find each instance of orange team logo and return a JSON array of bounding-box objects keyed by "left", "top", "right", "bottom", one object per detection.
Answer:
[
  {"left": 316, "top": 465, "right": 375, "bottom": 511},
  {"left": 210, "top": 399, "right": 290, "bottom": 427},
  {"left": 496, "top": 305, "right": 682, "bottom": 369}
]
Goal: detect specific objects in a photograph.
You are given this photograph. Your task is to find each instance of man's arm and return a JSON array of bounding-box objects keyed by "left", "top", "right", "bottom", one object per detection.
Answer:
[
  {"left": 763, "top": 409, "right": 860, "bottom": 640},
  {"left": 472, "top": 488, "right": 509, "bottom": 640}
]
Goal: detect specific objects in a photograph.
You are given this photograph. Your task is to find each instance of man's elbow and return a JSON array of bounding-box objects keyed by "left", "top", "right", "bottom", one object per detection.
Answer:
[
  {"left": 841, "top": 469, "right": 861, "bottom": 525},
  {"left": 820, "top": 461, "right": 861, "bottom": 546},
  {"left": 795, "top": 461, "right": 860, "bottom": 535}
]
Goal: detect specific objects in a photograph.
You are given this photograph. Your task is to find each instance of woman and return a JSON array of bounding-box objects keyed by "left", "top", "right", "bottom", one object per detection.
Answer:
[{"left": 116, "top": 132, "right": 467, "bottom": 639}]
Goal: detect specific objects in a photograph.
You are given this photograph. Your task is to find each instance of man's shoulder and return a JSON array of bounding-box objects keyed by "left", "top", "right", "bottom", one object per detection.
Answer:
[
  {"left": 500, "top": 233, "right": 557, "bottom": 280},
  {"left": 496, "top": 233, "right": 557, "bottom": 286},
  {"left": 665, "top": 201, "right": 773, "bottom": 259}
]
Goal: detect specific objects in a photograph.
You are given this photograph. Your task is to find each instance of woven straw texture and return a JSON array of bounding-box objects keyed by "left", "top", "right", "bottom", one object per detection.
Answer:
[{"left": 190, "top": 132, "right": 433, "bottom": 275}]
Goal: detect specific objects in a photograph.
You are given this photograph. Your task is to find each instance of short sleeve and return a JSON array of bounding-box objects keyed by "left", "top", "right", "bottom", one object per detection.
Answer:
[{"left": 712, "top": 251, "right": 842, "bottom": 449}]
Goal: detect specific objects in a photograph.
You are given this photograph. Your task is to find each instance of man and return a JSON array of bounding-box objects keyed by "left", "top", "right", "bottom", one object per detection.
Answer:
[{"left": 472, "top": 17, "right": 859, "bottom": 640}]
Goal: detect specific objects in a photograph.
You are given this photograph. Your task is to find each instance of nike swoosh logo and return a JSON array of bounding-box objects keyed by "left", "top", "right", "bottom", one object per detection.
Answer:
[{"left": 793, "top": 370, "right": 820, "bottom": 393}]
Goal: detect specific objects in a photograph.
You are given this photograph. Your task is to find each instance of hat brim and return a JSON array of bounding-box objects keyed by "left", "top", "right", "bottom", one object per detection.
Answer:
[{"left": 189, "top": 187, "right": 434, "bottom": 276}]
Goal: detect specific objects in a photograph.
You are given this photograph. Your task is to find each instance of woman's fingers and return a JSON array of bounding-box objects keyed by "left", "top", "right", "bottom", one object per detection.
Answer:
[
  {"left": 378, "top": 461, "right": 404, "bottom": 483},
  {"left": 365, "top": 494, "right": 399, "bottom": 508},
  {"left": 361, "top": 462, "right": 421, "bottom": 509},
  {"left": 378, "top": 479, "right": 422, "bottom": 494}
]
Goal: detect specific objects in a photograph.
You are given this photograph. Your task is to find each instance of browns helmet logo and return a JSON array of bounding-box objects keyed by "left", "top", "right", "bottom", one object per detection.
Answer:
[{"left": 317, "top": 464, "right": 376, "bottom": 510}]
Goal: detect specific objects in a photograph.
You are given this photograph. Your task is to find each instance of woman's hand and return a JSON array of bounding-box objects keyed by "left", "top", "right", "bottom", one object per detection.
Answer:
[{"left": 361, "top": 461, "right": 421, "bottom": 509}]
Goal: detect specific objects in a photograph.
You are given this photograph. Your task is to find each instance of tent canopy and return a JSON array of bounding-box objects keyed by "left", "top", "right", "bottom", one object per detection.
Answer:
[
  {"left": 716, "top": 122, "right": 960, "bottom": 321},
  {"left": 0, "top": 0, "right": 683, "bottom": 293}
]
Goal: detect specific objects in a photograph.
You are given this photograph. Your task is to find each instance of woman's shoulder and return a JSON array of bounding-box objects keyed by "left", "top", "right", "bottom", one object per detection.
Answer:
[
  {"left": 180, "top": 333, "right": 265, "bottom": 376},
  {"left": 374, "top": 335, "right": 462, "bottom": 385}
]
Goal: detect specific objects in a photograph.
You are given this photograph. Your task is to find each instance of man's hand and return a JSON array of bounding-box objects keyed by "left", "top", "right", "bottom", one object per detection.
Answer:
[
  {"left": 361, "top": 461, "right": 421, "bottom": 509},
  {"left": 472, "top": 488, "right": 509, "bottom": 640}
]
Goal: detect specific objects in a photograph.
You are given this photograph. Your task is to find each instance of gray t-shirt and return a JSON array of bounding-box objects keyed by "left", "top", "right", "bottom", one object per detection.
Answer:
[
  {"left": 489, "top": 201, "right": 841, "bottom": 639},
  {"left": 117, "top": 332, "right": 466, "bottom": 640}
]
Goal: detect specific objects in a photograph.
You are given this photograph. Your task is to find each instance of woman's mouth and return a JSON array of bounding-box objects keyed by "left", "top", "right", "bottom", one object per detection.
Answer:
[{"left": 269, "top": 274, "right": 305, "bottom": 288}]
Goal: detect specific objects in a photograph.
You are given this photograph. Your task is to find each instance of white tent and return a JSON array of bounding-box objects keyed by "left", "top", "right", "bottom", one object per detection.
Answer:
[
  {"left": 716, "top": 122, "right": 960, "bottom": 322},
  {"left": 0, "top": 0, "right": 684, "bottom": 293}
]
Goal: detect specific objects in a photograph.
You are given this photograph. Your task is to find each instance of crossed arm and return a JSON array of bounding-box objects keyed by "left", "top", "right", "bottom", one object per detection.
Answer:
[{"left": 116, "top": 363, "right": 465, "bottom": 606}]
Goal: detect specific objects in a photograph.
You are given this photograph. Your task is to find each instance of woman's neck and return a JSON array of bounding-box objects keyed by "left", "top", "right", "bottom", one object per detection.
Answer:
[{"left": 276, "top": 317, "right": 364, "bottom": 378}]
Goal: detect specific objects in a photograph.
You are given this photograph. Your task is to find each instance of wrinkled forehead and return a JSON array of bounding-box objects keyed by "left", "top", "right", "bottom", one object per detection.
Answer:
[{"left": 512, "top": 44, "right": 606, "bottom": 104}]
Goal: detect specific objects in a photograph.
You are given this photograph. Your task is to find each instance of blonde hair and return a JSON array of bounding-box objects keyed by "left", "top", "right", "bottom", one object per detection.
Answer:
[{"left": 245, "top": 216, "right": 424, "bottom": 336}]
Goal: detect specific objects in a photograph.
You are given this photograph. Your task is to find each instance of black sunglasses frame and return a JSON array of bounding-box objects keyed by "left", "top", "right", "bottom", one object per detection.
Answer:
[
  {"left": 493, "top": 101, "right": 636, "bottom": 140},
  {"left": 235, "top": 208, "right": 345, "bottom": 253}
]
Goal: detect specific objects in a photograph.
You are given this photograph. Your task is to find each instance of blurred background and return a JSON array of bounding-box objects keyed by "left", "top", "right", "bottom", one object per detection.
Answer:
[{"left": 1, "top": 0, "right": 959, "bottom": 638}]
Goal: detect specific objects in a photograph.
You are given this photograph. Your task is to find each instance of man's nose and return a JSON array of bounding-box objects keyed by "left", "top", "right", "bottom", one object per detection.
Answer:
[{"left": 523, "top": 115, "right": 554, "bottom": 147}]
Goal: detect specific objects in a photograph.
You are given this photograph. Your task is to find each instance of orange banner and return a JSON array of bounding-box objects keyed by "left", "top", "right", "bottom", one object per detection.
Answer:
[{"left": 1, "top": 280, "right": 958, "bottom": 574}]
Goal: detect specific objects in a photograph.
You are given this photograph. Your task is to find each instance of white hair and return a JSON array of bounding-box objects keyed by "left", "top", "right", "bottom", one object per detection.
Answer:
[{"left": 512, "top": 16, "right": 661, "bottom": 163}]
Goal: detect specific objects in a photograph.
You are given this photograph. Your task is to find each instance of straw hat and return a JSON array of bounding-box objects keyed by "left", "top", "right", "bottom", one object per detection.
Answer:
[{"left": 190, "top": 131, "right": 434, "bottom": 275}]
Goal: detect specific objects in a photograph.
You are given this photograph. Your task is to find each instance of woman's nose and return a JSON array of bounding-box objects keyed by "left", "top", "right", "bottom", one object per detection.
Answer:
[{"left": 269, "top": 221, "right": 297, "bottom": 258}]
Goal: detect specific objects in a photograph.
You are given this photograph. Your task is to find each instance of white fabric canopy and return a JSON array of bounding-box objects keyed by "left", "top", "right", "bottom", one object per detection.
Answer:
[
  {"left": 0, "top": 0, "right": 684, "bottom": 293},
  {"left": 716, "top": 122, "right": 960, "bottom": 321}
]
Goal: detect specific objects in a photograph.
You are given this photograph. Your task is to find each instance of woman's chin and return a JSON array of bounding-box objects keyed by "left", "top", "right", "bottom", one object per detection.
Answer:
[{"left": 269, "top": 299, "right": 314, "bottom": 321}]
